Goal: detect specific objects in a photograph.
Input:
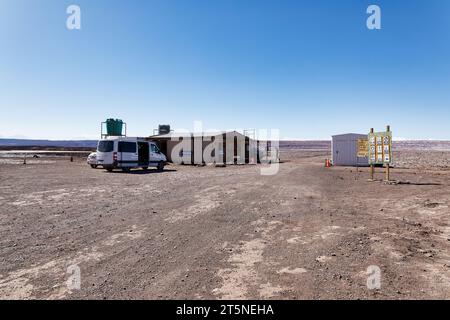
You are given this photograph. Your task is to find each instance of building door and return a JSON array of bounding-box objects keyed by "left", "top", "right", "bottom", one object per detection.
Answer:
[{"left": 334, "top": 140, "right": 349, "bottom": 166}]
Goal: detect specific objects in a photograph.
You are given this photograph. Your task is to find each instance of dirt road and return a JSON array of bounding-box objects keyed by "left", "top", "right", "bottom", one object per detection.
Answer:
[{"left": 1, "top": 151, "right": 450, "bottom": 299}]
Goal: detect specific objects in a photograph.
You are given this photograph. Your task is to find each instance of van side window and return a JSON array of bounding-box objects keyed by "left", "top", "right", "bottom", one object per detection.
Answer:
[
  {"left": 118, "top": 142, "right": 137, "bottom": 153},
  {"left": 97, "top": 141, "right": 113, "bottom": 152}
]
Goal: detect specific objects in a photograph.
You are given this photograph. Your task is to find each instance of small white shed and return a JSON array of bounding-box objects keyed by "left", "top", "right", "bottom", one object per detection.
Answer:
[{"left": 332, "top": 133, "right": 369, "bottom": 166}]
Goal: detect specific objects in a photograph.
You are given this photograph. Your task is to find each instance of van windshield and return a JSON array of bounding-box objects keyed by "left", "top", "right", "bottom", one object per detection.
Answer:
[{"left": 97, "top": 141, "right": 114, "bottom": 152}]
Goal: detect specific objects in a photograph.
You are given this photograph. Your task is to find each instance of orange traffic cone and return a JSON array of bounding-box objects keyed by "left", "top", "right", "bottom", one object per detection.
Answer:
[{"left": 325, "top": 159, "right": 331, "bottom": 168}]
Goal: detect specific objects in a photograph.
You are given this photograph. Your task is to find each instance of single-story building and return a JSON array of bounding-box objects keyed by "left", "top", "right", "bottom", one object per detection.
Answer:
[{"left": 148, "top": 131, "right": 274, "bottom": 165}]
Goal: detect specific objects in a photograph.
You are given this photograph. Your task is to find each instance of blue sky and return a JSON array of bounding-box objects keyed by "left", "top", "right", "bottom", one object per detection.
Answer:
[{"left": 0, "top": 0, "right": 449, "bottom": 140}]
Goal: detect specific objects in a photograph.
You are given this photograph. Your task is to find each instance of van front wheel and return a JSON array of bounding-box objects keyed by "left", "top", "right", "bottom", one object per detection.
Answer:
[{"left": 157, "top": 162, "right": 165, "bottom": 171}]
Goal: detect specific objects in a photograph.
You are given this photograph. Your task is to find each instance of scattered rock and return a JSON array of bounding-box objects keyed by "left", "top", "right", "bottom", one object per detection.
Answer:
[{"left": 316, "top": 255, "right": 332, "bottom": 263}]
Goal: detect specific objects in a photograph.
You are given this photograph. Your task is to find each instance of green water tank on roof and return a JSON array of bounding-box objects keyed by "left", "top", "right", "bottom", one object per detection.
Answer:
[
  {"left": 106, "top": 119, "right": 115, "bottom": 135},
  {"left": 106, "top": 118, "right": 123, "bottom": 136},
  {"left": 114, "top": 119, "right": 123, "bottom": 135}
]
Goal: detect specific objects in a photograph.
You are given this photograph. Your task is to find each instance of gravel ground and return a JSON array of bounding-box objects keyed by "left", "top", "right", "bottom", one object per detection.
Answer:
[{"left": 1, "top": 150, "right": 450, "bottom": 299}]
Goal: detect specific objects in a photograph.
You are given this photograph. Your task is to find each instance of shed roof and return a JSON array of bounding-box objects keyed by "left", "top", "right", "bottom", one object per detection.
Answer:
[{"left": 332, "top": 133, "right": 367, "bottom": 139}]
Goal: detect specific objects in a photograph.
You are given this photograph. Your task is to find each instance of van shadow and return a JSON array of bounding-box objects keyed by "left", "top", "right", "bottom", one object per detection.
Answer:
[
  {"left": 105, "top": 169, "right": 177, "bottom": 175},
  {"left": 396, "top": 181, "right": 441, "bottom": 186}
]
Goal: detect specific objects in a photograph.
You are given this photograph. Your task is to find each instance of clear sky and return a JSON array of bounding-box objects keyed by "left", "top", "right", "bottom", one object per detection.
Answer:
[{"left": 0, "top": 0, "right": 449, "bottom": 140}]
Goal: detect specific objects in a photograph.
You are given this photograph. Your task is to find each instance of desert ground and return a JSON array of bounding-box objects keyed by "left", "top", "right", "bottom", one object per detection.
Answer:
[{"left": 1, "top": 145, "right": 450, "bottom": 299}]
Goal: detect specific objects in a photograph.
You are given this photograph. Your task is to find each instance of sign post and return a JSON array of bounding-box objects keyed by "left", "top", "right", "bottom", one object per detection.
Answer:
[
  {"left": 385, "top": 125, "right": 391, "bottom": 182},
  {"left": 367, "top": 125, "right": 392, "bottom": 182}
]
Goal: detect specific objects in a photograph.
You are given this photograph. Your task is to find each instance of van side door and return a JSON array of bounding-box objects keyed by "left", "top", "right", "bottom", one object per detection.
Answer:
[{"left": 118, "top": 141, "right": 138, "bottom": 166}]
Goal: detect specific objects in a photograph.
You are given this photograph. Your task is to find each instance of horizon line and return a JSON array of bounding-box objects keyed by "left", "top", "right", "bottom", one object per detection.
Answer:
[{"left": 2, "top": 137, "right": 450, "bottom": 142}]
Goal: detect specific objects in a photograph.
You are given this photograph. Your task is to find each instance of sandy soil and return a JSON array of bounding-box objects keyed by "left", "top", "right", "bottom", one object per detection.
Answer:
[{"left": 1, "top": 150, "right": 450, "bottom": 299}]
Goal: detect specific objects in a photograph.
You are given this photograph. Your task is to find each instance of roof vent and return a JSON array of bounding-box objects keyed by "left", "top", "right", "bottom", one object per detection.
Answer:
[{"left": 158, "top": 125, "right": 171, "bottom": 135}]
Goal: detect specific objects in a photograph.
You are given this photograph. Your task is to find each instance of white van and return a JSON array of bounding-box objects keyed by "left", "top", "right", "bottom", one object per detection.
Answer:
[{"left": 96, "top": 137, "right": 167, "bottom": 172}]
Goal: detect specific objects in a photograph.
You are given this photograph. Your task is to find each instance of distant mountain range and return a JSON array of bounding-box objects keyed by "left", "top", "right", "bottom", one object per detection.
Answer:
[{"left": 0, "top": 139, "right": 98, "bottom": 148}]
